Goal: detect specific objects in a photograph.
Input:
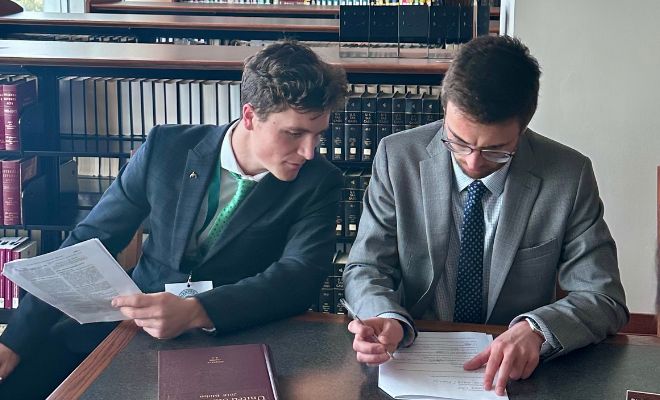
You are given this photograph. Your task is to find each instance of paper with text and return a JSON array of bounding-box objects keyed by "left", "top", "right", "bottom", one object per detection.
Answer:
[
  {"left": 3, "top": 238, "right": 142, "bottom": 324},
  {"left": 379, "top": 331, "right": 507, "bottom": 400}
]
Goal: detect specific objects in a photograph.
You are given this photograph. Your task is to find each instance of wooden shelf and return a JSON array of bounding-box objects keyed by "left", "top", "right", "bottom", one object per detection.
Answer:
[
  {"left": 0, "top": 40, "right": 451, "bottom": 76},
  {"left": 0, "top": 11, "right": 340, "bottom": 41},
  {"left": 91, "top": 1, "right": 340, "bottom": 16}
]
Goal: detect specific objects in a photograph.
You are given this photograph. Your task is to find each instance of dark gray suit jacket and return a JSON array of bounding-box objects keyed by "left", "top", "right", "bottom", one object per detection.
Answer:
[
  {"left": 344, "top": 120, "right": 628, "bottom": 358},
  {"left": 1, "top": 123, "right": 342, "bottom": 358}
]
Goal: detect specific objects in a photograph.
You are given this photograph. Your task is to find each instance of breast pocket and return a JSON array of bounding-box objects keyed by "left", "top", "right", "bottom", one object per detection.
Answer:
[
  {"left": 499, "top": 238, "right": 560, "bottom": 313},
  {"left": 513, "top": 237, "right": 559, "bottom": 266}
]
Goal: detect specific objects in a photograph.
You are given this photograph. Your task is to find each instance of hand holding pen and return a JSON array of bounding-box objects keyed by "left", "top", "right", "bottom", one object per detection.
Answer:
[{"left": 340, "top": 299, "right": 395, "bottom": 360}]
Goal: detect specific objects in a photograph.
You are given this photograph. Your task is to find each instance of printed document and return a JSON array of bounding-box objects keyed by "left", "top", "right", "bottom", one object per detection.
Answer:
[
  {"left": 379, "top": 331, "right": 508, "bottom": 400},
  {"left": 3, "top": 238, "right": 142, "bottom": 324}
]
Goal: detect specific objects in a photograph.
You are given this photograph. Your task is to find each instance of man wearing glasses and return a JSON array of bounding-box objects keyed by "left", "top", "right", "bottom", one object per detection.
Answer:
[{"left": 343, "top": 35, "right": 628, "bottom": 395}]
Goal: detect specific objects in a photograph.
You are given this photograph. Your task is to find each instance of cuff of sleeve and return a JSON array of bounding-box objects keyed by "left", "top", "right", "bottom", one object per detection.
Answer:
[
  {"left": 378, "top": 312, "right": 416, "bottom": 348},
  {"left": 510, "top": 314, "right": 562, "bottom": 358}
]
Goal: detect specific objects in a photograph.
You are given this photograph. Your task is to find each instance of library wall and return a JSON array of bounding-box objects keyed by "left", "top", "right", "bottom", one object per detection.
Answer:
[{"left": 514, "top": 0, "right": 660, "bottom": 313}]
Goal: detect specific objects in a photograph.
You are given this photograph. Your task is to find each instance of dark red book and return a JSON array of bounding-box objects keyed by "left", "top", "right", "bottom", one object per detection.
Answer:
[
  {"left": 1, "top": 157, "right": 38, "bottom": 225},
  {"left": 2, "top": 78, "right": 37, "bottom": 151},
  {"left": 158, "top": 344, "right": 279, "bottom": 400}
]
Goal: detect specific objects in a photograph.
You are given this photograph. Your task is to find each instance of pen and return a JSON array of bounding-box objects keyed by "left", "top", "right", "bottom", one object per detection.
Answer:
[{"left": 340, "top": 298, "right": 395, "bottom": 359}]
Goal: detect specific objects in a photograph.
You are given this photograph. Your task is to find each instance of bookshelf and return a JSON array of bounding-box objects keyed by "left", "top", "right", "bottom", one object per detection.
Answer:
[
  {"left": 90, "top": 1, "right": 342, "bottom": 17},
  {"left": 0, "top": 38, "right": 448, "bottom": 318},
  {"left": 87, "top": 0, "right": 499, "bottom": 20},
  {"left": 0, "top": 12, "right": 340, "bottom": 42}
]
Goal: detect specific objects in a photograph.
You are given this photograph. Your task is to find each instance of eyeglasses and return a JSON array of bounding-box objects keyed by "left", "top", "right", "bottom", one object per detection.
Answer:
[{"left": 440, "top": 125, "right": 516, "bottom": 164}]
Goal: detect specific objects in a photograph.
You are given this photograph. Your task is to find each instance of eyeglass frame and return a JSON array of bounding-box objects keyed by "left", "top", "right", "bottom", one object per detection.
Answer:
[{"left": 439, "top": 122, "right": 518, "bottom": 164}]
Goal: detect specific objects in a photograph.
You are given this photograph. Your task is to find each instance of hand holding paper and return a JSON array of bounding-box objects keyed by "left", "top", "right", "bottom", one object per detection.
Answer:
[{"left": 3, "top": 238, "right": 142, "bottom": 324}]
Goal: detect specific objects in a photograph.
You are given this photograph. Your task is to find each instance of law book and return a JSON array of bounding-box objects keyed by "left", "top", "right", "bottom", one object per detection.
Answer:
[
  {"left": 330, "top": 108, "right": 345, "bottom": 161},
  {"left": 344, "top": 200, "right": 360, "bottom": 238},
  {"left": 361, "top": 92, "right": 377, "bottom": 161},
  {"left": 458, "top": 2, "right": 473, "bottom": 43},
  {"left": 71, "top": 77, "right": 86, "bottom": 135},
  {"left": 422, "top": 92, "right": 442, "bottom": 124},
  {"left": 201, "top": 80, "right": 218, "bottom": 125},
  {"left": 177, "top": 79, "right": 192, "bottom": 125},
  {"left": 228, "top": 81, "right": 242, "bottom": 121},
  {"left": 318, "top": 126, "right": 332, "bottom": 159},
  {"left": 335, "top": 201, "right": 344, "bottom": 237},
  {"left": 2, "top": 157, "right": 38, "bottom": 226},
  {"left": 217, "top": 81, "right": 230, "bottom": 125},
  {"left": 359, "top": 170, "right": 371, "bottom": 190},
  {"left": 0, "top": 237, "right": 29, "bottom": 309},
  {"left": 445, "top": 1, "right": 461, "bottom": 44},
  {"left": 405, "top": 92, "right": 422, "bottom": 130},
  {"left": 158, "top": 344, "right": 279, "bottom": 400},
  {"left": 9, "top": 240, "right": 37, "bottom": 308},
  {"left": 369, "top": 5, "right": 398, "bottom": 44},
  {"left": 2, "top": 78, "right": 38, "bottom": 151},
  {"left": 106, "top": 78, "right": 120, "bottom": 137},
  {"left": 95, "top": 78, "right": 109, "bottom": 139},
  {"left": 84, "top": 77, "right": 97, "bottom": 136},
  {"left": 319, "top": 287, "right": 334, "bottom": 313},
  {"left": 376, "top": 91, "right": 393, "bottom": 148},
  {"left": 58, "top": 77, "right": 74, "bottom": 135},
  {"left": 398, "top": 5, "right": 429, "bottom": 45},
  {"left": 343, "top": 169, "right": 362, "bottom": 202},
  {"left": 190, "top": 80, "right": 202, "bottom": 125},
  {"left": 344, "top": 91, "right": 362, "bottom": 161},
  {"left": 392, "top": 92, "right": 406, "bottom": 133}
]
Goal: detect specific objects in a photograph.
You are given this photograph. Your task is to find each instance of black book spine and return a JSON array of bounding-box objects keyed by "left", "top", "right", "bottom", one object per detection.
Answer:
[
  {"left": 344, "top": 201, "right": 361, "bottom": 238},
  {"left": 335, "top": 201, "right": 345, "bottom": 237}
]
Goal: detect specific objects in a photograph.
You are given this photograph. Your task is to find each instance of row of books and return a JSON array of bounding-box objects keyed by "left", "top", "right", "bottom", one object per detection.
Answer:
[
  {"left": 309, "top": 250, "right": 348, "bottom": 314},
  {"left": 339, "top": 3, "right": 491, "bottom": 46},
  {"left": 0, "top": 237, "right": 38, "bottom": 309},
  {"left": 320, "top": 84, "right": 443, "bottom": 162},
  {"left": 58, "top": 77, "right": 242, "bottom": 139},
  {"left": 0, "top": 75, "right": 38, "bottom": 152}
]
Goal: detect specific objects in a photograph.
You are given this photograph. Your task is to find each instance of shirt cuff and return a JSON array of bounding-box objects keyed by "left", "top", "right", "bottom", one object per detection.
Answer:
[
  {"left": 510, "top": 314, "right": 562, "bottom": 358},
  {"left": 378, "top": 312, "right": 416, "bottom": 347}
]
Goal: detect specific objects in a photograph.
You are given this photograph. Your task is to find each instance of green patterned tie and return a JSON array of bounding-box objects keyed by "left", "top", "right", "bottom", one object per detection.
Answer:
[{"left": 201, "top": 172, "right": 256, "bottom": 252}]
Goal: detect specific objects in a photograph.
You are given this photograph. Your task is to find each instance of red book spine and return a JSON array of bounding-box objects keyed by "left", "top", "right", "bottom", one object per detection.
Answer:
[
  {"left": 0, "top": 84, "right": 5, "bottom": 150},
  {"left": 3, "top": 80, "right": 37, "bottom": 151},
  {"left": 8, "top": 249, "right": 17, "bottom": 308},
  {"left": 2, "top": 160, "right": 20, "bottom": 225},
  {"left": 2, "top": 249, "right": 8, "bottom": 309},
  {"left": 0, "top": 249, "right": 5, "bottom": 309}
]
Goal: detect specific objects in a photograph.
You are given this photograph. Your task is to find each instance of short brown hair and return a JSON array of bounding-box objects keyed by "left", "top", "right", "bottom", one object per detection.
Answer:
[
  {"left": 441, "top": 35, "right": 541, "bottom": 127},
  {"left": 241, "top": 40, "right": 348, "bottom": 118}
]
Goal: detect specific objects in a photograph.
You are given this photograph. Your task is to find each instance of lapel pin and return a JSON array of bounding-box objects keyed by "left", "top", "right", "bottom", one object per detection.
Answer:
[{"left": 189, "top": 171, "right": 198, "bottom": 179}]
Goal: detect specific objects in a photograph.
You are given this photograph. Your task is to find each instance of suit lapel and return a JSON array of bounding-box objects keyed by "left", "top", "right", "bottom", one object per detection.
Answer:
[
  {"left": 170, "top": 125, "right": 226, "bottom": 270},
  {"left": 487, "top": 133, "right": 541, "bottom": 320},
  {"left": 202, "top": 172, "right": 290, "bottom": 263},
  {"left": 410, "top": 131, "right": 453, "bottom": 315}
]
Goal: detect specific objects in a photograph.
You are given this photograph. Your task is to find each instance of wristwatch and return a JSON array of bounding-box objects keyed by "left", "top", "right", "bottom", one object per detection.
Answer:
[{"left": 525, "top": 317, "right": 545, "bottom": 341}]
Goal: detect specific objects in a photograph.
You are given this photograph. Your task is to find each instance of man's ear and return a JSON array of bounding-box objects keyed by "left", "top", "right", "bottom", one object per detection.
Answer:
[{"left": 242, "top": 103, "right": 256, "bottom": 130}]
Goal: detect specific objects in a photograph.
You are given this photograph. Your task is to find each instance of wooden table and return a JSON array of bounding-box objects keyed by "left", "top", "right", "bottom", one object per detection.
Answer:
[{"left": 48, "top": 312, "right": 660, "bottom": 400}]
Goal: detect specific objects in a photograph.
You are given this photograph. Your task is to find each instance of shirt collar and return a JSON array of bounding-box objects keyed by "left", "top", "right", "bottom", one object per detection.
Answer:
[
  {"left": 450, "top": 153, "right": 511, "bottom": 197},
  {"left": 219, "top": 120, "right": 269, "bottom": 182}
]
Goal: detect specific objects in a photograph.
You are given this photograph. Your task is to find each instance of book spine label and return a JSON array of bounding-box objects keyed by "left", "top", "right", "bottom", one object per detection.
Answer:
[
  {"left": 3, "top": 85, "right": 19, "bottom": 151},
  {"left": 0, "top": 249, "right": 5, "bottom": 309},
  {"left": 2, "top": 161, "right": 20, "bottom": 225}
]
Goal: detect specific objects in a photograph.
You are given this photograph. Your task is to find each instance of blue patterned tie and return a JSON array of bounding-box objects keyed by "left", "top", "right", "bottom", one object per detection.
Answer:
[{"left": 454, "top": 180, "right": 488, "bottom": 323}]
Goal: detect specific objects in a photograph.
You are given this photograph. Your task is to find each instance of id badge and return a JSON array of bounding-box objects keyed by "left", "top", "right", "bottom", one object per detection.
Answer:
[{"left": 165, "top": 281, "right": 213, "bottom": 298}]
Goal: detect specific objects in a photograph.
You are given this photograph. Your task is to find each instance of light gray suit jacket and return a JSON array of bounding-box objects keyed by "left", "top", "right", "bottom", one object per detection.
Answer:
[{"left": 344, "top": 120, "right": 628, "bottom": 358}]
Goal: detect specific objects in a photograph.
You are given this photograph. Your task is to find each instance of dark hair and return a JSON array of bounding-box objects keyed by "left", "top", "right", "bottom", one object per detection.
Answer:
[
  {"left": 441, "top": 35, "right": 541, "bottom": 127},
  {"left": 241, "top": 40, "right": 348, "bottom": 118}
]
